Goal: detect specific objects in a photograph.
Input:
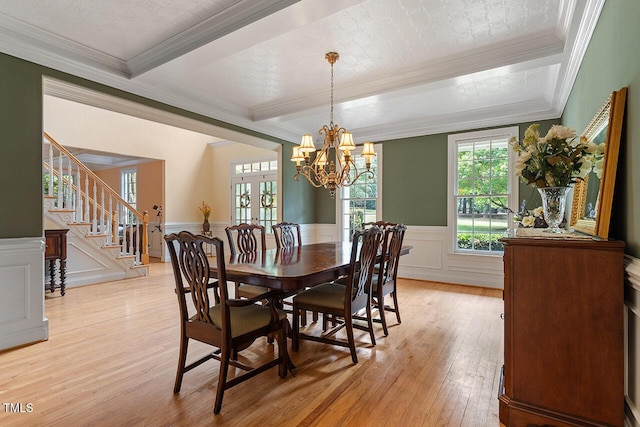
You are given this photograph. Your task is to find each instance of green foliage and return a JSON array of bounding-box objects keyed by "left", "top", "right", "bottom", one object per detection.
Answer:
[
  {"left": 457, "top": 233, "right": 504, "bottom": 252},
  {"left": 43, "top": 173, "right": 59, "bottom": 194},
  {"left": 457, "top": 143, "right": 509, "bottom": 214}
]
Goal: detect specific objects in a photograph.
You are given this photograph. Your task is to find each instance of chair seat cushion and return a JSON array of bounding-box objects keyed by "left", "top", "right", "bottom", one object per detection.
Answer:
[
  {"left": 237, "top": 284, "right": 270, "bottom": 298},
  {"left": 204, "top": 304, "right": 286, "bottom": 338},
  {"left": 294, "top": 283, "right": 345, "bottom": 310}
]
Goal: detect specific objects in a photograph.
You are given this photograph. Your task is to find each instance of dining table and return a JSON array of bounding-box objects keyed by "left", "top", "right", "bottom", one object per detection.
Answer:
[
  {"left": 210, "top": 242, "right": 411, "bottom": 291},
  {"left": 208, "top": 241, "right": 411, "bottom": 374}
]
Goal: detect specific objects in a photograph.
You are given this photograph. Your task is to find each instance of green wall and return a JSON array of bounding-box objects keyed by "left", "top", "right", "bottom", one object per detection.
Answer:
[
  {"left": 0, "top": 53, "right": 317, "bottom": 239},
  {"left": 281, "top": 142, "right": 318, "bottom": 223},
  {"left": 0, "top": 54, "right": 43, "bottom": 238},
  {"left": 562, "top": 0, "right": 640, "bottom": 257},
  {"left": 380, "top": 119, "right": 558, "bottom": 226},
  {"left": 382, "top": 134, "right": 449, "bottom": 225}
]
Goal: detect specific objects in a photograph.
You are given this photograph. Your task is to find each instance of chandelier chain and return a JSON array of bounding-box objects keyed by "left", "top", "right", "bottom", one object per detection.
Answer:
[{"left": 330, "top": 59, "right": 334, "bottom": 125}]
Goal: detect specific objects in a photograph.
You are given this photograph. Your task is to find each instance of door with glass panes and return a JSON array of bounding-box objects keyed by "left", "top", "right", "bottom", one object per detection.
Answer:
[{"left": 230, "top": 160, "right": 277, "bottom": 231}]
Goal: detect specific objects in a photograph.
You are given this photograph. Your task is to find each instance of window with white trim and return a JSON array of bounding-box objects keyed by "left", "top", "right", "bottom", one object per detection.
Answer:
[
  {"left": 121, "top": 168, "right": 137, "bottom": 223},
  {"left": 121, "top": 168, "right": 137, "bottom": 207},
  {"left": 230, "top": 158, "right": 278, "bottom": 231},
  {"left": 448, "top": 127, "right": 518, "bottom": 254},
  {"left": 338, "top": 145, "right": 382, "bottom": 242}
]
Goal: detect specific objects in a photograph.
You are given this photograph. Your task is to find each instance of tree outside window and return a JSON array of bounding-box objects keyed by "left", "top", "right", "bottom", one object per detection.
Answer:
[{"left": 451, "top": 127, "right": 518, "bottom": 253}]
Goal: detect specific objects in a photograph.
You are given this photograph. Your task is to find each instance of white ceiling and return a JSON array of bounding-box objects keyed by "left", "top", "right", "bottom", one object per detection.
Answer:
[{"left": 0, "top": 0, "right": 604, "bottom": 146}]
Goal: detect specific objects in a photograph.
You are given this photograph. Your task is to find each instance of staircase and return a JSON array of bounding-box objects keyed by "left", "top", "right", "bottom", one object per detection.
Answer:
[{"left": 43, "top": 132, "right": 149, "bottom": 287}]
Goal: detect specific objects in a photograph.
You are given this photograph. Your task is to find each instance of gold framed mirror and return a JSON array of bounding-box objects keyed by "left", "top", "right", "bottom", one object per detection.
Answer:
[{"left": 570, "top": 87, "right": 627, "bottom": 238}]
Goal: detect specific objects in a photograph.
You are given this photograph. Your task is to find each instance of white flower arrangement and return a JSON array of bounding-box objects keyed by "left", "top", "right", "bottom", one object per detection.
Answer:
[
  {"left": 511, "top": 124, "right": 597, "bottom": 188},
  {"left": 514, "top": 206, "right": 545, "bottom": 228}
]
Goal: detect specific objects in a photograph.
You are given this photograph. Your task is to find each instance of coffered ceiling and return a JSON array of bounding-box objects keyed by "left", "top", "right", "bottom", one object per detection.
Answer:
[{"left": 0, "top": 0, "right": 604, "bottom": 145}]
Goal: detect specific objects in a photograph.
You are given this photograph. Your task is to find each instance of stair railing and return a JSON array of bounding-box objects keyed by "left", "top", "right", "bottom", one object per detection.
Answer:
[{"left": 43, "top": 132, "right": 149, "bottom": 265}]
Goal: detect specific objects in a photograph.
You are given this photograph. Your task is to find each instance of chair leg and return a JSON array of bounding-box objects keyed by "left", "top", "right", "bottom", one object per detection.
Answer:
[
  {"left": 391, "top": 291, "right": 401, "bottom": 323},
  {"left": 213, "top": 346, "right": 231, "bottom": 414},
  {"left": 345, "top": 315, "right": 358, "bottom": 364},
  {"left": 173, "top": 335, "right": 189, "bottom": 393},
  {"left": 365, "top": 303, "right": 376, "bottom": 346},
  {"left": 377, "top": 294, "right": 389, "bottom": 336},
  {"left": 292, "top": 302, "right": 300, "bottom": 351},
  {"left": 300, "top": 309, "right": 307, "bottom": 327},
  {"left": 277, "top": 325, "right": 288, "bottom": 378}
]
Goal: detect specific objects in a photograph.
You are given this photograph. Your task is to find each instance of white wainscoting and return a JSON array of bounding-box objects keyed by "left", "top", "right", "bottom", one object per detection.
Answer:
[
  {"left": 162, "top": 223, "right": 505, "bottom": 288},
  {"left": 625, "top": 255, "right": 640, "bottom": 427},
  {"left": 0, "top": 237, "right": 48, "bottom": 351},
  {"left": 394, "top": 225, "right": 504, "bottom": 288}
]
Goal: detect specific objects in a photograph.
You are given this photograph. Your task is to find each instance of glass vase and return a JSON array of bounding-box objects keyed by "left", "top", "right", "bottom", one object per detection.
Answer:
[{"left": 537, "top": 187, "right": 570, "bottom": 233}]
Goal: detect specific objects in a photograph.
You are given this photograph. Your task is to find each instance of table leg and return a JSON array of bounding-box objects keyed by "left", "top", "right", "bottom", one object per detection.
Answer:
[
  {"left": 59, "top": 259, "right": 66, "bottom": 296},
  {"left": 48, "top": 260, "right": 56, "bottom": 293}
]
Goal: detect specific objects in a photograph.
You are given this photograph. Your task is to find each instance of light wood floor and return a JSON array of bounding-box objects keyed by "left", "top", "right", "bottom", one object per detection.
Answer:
[{"left": 0, "top": 262, "right": 504, "bottom": 426}]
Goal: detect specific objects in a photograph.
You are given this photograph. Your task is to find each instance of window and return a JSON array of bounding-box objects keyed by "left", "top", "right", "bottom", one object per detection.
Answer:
[
  {"left": 121, "top": 168, "right": 137, "bottom": 222},
  {"left": 448, "top": 127, "right": 518, "bottom": 254},
  {"left": 231, "top": 159, "right": 278, "bottom": 231},
  {"left": 338, "top": 146, "right": 382, "bottom": 242}
]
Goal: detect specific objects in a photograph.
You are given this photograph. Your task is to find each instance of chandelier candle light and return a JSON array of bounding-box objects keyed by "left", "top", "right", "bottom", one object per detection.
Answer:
[{"left": 291, "top": 52, "right": 376, "bottom": 198}]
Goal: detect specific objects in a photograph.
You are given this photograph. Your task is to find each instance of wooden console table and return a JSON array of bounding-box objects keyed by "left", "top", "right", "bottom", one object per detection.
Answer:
[
  {"left": 499, "top": 236, "right": 625, "bottom": 427},
  {"left": 45, "top": 229, "right": 69, "bottom": 296}
]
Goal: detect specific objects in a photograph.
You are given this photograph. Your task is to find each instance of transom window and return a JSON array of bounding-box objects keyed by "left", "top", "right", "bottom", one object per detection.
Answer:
[
  {"left": 448, "top": 127, "right": 518, "bottom": 254},
  {"left": 234, "top": 160, "right": 277, "bottom": 174}
]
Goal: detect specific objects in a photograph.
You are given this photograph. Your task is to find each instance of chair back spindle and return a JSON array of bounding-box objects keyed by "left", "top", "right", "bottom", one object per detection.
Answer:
[
  {"left": 225, "top": 224, "right": 266, "bottom": 256},
  {"left": 272, "top": 222, "right": 302, "bottom": 249},
  {"left": 346, "top": 226, "right": 384, "bottom": 310}
]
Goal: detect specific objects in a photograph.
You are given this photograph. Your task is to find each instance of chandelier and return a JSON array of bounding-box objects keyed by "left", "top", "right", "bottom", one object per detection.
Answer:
[{"left": 291, "top": 52, "right": 376, "bottom": 198}]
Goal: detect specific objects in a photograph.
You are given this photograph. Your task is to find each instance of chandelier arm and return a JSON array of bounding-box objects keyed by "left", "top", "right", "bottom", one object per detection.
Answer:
[
  {"left": 337, "top": 169, "right": 375, "bottom": 188},
  {"left": 297, "top": 165, "right": 329, "bottom": 188}
]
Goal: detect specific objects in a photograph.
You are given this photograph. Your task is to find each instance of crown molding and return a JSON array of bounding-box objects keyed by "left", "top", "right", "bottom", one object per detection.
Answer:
[
  {"left": 0, "top": 12, "right": 129, "bottom": 76},
  {"left": 43, "top": 78, "right": 280, "bottom": 150},
  {"left": 127, "top": 0, "right": 301, "bottom": 77},
  {"left": 2, "top": 0, "right": 606, "bottom": 146},
  {"left": 553, "top": 0, "right": 606, "bottom": 114},
  {"left": 354, "top": 99, "right": 559, "bottom": 143},
  {"left": 252, "top": 31, "right": 565, "bottom": 122}
]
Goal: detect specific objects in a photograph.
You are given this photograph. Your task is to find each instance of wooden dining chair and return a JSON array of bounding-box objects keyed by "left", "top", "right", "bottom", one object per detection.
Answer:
[
  {"left": 272, "top": 222, "right": 317, "bottom": 326},
  {"left": 272, "top": 222, "right": 302, "bottom": 249},
  {"left": 225, "top": 224, "right": 268, "bottom": 299},
  {"left": 164, "top": 231, "right": 289, "bottom": 414},
  {"left": 225, "top": 223, "right": 266, "bottom": 256},
  {"left": 292, "top": 226, "right": 383, "bottom": 363},
  {"left": 363, "top": 221, "right": 396, "bottom": 262},
  {"left": 370, "top": 224, "right": 407, "bottom": 335}
]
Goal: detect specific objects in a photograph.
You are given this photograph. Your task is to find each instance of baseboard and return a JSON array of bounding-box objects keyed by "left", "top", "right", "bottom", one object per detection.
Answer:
[{"left": 0, "top": 321, "right": 49, "bottom": 351}]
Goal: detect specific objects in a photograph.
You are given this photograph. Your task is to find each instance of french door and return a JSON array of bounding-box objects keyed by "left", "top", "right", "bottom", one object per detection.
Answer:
[{"left": 231, "top": 173, "right": 277, "bottom": 231}]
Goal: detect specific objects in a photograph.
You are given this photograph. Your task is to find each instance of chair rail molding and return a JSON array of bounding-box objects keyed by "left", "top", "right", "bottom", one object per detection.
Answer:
[{"left": 0, "top": 237, "right": 48, "bottom": 351}]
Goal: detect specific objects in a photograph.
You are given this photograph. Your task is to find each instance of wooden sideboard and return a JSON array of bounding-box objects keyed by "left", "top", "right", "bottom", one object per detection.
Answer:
[
  {"left": 45, "top": 229, "right": 69, "bottom": 296},
  {"left": 499, "top": 237, "right": 625, "bottom": 427}
]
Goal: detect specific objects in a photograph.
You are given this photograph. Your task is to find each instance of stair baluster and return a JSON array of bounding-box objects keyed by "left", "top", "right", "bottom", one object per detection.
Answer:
[{"left": 43, "top": 132, "right": 149, "bottom": 268}]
